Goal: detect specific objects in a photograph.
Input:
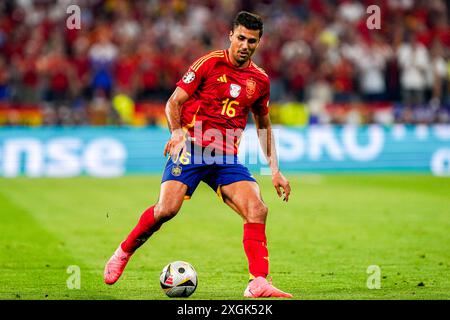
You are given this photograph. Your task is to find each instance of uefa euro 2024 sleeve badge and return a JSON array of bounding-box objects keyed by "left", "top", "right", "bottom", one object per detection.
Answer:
[
  {"left": 182, "top": 71, "right": 196, "bottom": 84},
  {"left": 229, "top": 84, "right": 241, "bottom": 98}
]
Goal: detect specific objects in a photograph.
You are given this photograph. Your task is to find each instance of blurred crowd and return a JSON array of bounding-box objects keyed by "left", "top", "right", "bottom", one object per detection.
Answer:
[{"left": 0, "top": 0, "right": 449, "bottom": 126}]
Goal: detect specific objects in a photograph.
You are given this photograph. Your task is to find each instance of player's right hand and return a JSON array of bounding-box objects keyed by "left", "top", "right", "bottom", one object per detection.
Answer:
[{"left": 163, "top": 129, "right": 186, "bottom": 162}]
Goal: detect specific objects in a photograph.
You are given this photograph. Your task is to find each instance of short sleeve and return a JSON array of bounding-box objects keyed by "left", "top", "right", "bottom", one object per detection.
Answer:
[
  {"left": 176, "top": 59, "right": 211, "bottom": 97},
  {"left": 251, "top": 81, "right": 270, "bottom": 116}
]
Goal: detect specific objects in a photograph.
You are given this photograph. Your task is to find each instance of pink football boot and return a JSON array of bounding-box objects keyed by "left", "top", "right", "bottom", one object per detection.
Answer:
[
  {"left": 244, "top": 277, "right": 293, "bottom": 298},
  {"left": 104, "top": 244, "right": 133, "bottom": 285}
]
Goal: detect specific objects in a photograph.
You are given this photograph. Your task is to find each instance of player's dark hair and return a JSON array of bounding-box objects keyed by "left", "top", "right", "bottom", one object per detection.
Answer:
[{"left": 232, "top": 11, "right": 263, "bottom": 38}]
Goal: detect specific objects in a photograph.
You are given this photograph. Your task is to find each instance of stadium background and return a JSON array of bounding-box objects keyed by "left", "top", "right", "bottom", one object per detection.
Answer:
[
  {"left": 0, "top": 0, "right": 449, "bottom": 177},
  {"left": 0, "top": 0, "right": 450, "bottom": 300}
]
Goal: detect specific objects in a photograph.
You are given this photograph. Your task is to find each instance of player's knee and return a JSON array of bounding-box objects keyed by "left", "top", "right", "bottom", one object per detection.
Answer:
[
  {"left": 154, "top": 203, "right": 180, "bottom": 223},
  {"left": 246, "top": 202, "right": 268, "bottom": 223}
]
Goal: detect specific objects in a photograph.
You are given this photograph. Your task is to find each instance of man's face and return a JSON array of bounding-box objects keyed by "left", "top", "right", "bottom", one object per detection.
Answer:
[{"left": 229, "top": 25, "right": 261, "bottom": 66}]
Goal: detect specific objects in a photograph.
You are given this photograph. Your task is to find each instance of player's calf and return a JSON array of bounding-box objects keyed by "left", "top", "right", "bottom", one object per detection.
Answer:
[
  {"left": 244, "top": 201, "right": 268, "bottom": 224},
  {"left": 153, "top": 202, "right": 181, "bottom": 223}
]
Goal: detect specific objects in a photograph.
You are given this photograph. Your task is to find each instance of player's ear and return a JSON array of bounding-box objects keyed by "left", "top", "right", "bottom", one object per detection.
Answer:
[{"left": 229, "top": 30, "right": 233, "bottom": 42}]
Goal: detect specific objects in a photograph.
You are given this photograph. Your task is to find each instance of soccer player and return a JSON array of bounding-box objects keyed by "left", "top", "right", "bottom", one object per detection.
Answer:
[{"left": 104, "top": 11, "right": 292, "bottom": 298}]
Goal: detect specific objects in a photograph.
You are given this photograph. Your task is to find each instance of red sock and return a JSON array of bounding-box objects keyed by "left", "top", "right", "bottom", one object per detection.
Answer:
[
  {"left": 121, "top": 205, "right": 161, "bottom": 253},
  {"left": 243, "top": 223, "right": 269, "bottom": 279}
]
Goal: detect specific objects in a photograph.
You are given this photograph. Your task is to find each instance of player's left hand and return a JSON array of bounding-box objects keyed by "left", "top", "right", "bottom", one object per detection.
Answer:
[{"left": 272, "top": 170, "right": 291, "bottom": 202}]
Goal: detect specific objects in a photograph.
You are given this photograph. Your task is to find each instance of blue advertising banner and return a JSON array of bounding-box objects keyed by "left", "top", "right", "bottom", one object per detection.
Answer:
[{"left": 0, "top": 125, "right": 449, "bottom": 177}]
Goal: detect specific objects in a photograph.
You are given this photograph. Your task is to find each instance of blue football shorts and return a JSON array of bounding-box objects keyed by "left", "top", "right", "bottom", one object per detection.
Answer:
[{"left": 161, "top": 144, "right": 256, "bottom": 199}]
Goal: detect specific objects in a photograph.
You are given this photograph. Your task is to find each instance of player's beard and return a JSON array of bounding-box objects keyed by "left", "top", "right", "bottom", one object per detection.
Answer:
[{"left": 236, "top": 50, "right": 250, "bottom": 64}]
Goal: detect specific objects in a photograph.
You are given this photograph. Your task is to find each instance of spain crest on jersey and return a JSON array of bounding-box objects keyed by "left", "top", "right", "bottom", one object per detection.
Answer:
[
  {"left": 229, "top": 84, "right": 241, "bottom": 98},
  {"left": 246, "top": 78, "right": 256, "bottom": 98}
]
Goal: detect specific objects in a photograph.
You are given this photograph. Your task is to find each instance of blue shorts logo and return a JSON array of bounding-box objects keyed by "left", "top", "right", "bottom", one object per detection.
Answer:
[{"left": 171, "top": 165, "right": 182, "bottom": 176}]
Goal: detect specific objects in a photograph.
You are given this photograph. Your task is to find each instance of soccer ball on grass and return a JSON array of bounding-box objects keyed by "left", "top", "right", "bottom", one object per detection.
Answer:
[{"left": 160, "top": 261, "right": 197, "bottom": 298}]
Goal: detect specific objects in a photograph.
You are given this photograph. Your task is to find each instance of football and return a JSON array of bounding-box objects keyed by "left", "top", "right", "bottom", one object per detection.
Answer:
[{"left": 160, "top": 261, "right": 198, "bottom": 298}]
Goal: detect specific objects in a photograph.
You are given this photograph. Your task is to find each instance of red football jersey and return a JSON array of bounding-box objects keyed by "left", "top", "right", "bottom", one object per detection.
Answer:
[{"left": 176, "top": 49, "right": 270, "bottom": 155}]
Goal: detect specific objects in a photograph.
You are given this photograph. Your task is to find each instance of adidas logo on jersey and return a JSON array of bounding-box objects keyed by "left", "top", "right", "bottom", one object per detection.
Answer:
[{"left": 217, "top": 74, "right": 227, "bottom": 83}]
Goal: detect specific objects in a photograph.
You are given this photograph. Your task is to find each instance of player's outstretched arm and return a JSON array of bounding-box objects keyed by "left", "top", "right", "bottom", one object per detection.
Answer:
[
  {"left": 163, "top": 87, "right": 190, "bottom": 161},
  {"left": 253, "top": 113, "right": 291, "bottom": 202}
]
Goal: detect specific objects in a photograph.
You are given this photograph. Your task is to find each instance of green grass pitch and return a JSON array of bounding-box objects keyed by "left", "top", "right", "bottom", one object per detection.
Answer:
[{"left": 0, "top": 175, "right": 449, "bottom": 300}]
